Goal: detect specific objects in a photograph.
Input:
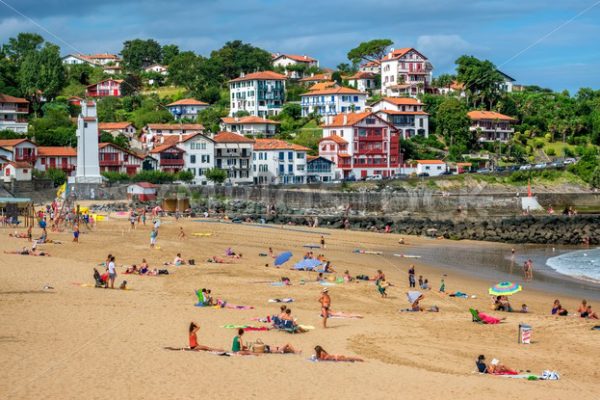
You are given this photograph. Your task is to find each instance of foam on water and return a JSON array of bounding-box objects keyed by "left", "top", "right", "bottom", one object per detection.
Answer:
[{"left": 546, "top": 248, "right": 600, "bottom": 282}]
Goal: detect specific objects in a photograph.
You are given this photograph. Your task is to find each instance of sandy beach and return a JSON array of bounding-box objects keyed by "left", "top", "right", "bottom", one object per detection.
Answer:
[{"left": 1, "top": 207, "right": 599, "bottom": 400}]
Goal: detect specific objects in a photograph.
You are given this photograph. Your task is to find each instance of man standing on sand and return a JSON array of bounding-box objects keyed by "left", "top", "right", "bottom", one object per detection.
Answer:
[
  {"left": 320, "top": 235, "right": 326, "bottom": 249},
  {"left": 107, "top": 255, "right": 116, "bottom": 289},
  {"left": 150, "top": 228, "right": 158, "bottom": 248},
  {"left": 319, "top": 288, "right": 331, "bottom": 328},
  {"left": 408, "top": 265, "right": 416, "bottom": 288}
]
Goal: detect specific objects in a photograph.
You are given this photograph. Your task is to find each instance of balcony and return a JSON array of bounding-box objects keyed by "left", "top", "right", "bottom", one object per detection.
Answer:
[
  {"left": 99, "top": 159, "right": 121, "bottom": 166},
  {"left": 0, "top": 106, "right": 29, "bottom": 114},
  {"left": 160, "top": 158, "right": 184, "bottom": 166}
]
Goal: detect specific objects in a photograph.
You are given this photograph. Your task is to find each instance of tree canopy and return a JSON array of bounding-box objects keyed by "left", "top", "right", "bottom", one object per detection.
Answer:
[
  {"left": 347, "top": 39, "right": 393, "bottom": 65},
  {"left": 121, "top": 39, "right": 163, "bottom": 71},
  {"left": 455, "top": 55, "right": 504, "bottom": 109},
  {"left": 209, "top": 40, "right": 272, "bottom": 80}
]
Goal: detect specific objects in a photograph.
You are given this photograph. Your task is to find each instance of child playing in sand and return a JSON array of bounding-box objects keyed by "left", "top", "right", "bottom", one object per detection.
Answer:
[{"left": 178, "top": 227, "right": 186, "bottom": 240}]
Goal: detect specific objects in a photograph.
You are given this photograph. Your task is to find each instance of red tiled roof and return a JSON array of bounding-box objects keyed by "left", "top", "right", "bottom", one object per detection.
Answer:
[
  {"left": 83, "top": 117, "right": 96, "bottom": 122},
  {"left": 274, "top": 54, "right": 317, "bottom": 63},
  {"left": 229, "top": 71, "right": 287, "bottom": 83},
  {"left": 321, "top": 112, "right": 373, "bottom": 127},
  {"left": 8, "top": 161, "right": 31, "bottom": 168},
  {"left": 37, "top": 147, "right": 77, "bottom": 157},
  {"left": 319, "top": 135, "right": 348, "bottom": 145},
  {"left": 133, "top": 182, "right": 158, "bottom": 188},
  {"left": 0, "top": 139, "right": 30, "bottom": 148},
  {"left": 0, "top": 93, "right": 29, "bottom": 104},
  {"left": 146, "top": 123, "right": 204, "bottom": 131},
  {"left": 344, "top": 72, "right": 377, "bottom": 80},
  {"left": 298, "top": 73, "right": 332, "bottom": 82},
  {"left": 380, "top": 97, "right": 423, "bottom": 106},
  {"left": 99, "top": 122, "right": 134, "bottom": 130},
  {"left": 416, "top": 160, "right": 446, "bottom": 164},
  {"left": 86, "top": 79, "right": 124, "bottom": 87},
  {"left": 308, "top": 81, "right": 337, "bottom": 91},
  {"left": 383, "top": 48, "right": 427, "bottom": 61},
  {"left": 361, "top": 60, "right": 381, "bottom": 67},
  {"left": 221, "top": 116, "right": 280, "bottom": 125},
  {"left": 98, "top": 142, "right": 144, "bottom": 158},
  {"left": 302, "top": 86, "right": 365, "bottom": 96},
  {"left": 87, "top": 53, "right": 119, "bottom": 60},
  {"left": 253, "top": 139, "right": 309, "bottom": 151},
  {"left": 450, "top": 81, "right": 464, "bottom": 90},
  {"left": 378, "top": 110, "right": 429, "bottom": 116},
  {"left": 166, "top": 98, "right": 209, "bottom": 107},
  {"left": 467, "top": 111, "right": 516, "bottom": 122},
  {"left": 150, "top": 142, "right": 185, "bottom": 154},
  {"left": 213, "top": 131, "right": 255, "bottom": 143}
]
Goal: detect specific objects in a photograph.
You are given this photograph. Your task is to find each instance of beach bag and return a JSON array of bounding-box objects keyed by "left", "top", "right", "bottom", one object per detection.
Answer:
[
  {"left": 158, "top": 269, "right": 169, "bottom": 275},
  {"left": 188, "top": 259, "right": 195, "bottom": 265},
  {"left": 251, "top": 339, "right": 265, "bottom": 353}
]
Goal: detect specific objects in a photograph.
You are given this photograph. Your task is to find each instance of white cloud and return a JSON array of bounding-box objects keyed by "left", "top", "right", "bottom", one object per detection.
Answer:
[{"left": 416, "top": 34, "right": 484, "bottom": 71}]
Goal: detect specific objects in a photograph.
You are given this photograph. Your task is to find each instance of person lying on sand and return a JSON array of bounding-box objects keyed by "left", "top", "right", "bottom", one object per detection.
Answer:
[
  {"left": 476, "top": 355, "right": 517, "bottom": 375},
  {"left": 262, "top": 343, "right": 300, "bottom": 354},
  {"left": 314, "top": 346, "right": 363, "bottom": 362},
  {"left": 207, "top": 256, "right": 233, "bottom": 264},
  {"left": 343, "top": 270, "right": 353, "bottom": 283},
  {"left": 476, "top": 310, "right": 505, "bottom": 324},
  {"left": 8, "top": 229, "right": 30, "bottom": 239},
  {"left": 4, "top": 246, "right": 50, "bottom": 256},
  {"left": 125, "top": 265, "right": 138, "bottom": 274}
]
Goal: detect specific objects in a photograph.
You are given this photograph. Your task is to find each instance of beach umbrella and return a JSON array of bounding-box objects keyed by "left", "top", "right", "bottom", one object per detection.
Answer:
[
  {"left": 293, "top": 259, "right": 322, "bottom": 270},
  {"left": 274, "top": 251, "right": 293, "bottom": 266},
  {"left": 489, "top": 281, "right": 522, "bottom": 296},
  {"left": 406, "top": 291, "right": 423, "bottom": 304}
]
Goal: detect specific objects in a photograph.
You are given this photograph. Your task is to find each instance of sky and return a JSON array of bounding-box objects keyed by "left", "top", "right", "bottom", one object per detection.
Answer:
[{"left": 1, "top": 0, "right": 599, "bottom": 92}]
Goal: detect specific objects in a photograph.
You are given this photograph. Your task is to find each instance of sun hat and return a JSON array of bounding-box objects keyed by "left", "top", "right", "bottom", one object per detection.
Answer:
[{"left": 322, "top": 288, "right": 328, "bottom": 293}]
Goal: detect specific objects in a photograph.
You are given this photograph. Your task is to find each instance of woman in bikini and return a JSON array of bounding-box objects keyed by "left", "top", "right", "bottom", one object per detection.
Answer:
[
  {"left": 188, "top": 322, "right": 223, "bottom": 352},
  {"left": 319, "top": 288, "right": 331, "bottom": 328},
  {"left": 314, "top": 346, "right": 363, "bottom": 362}
]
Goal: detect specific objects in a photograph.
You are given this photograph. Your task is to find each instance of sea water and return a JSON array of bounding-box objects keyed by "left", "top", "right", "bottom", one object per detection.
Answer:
[{"left": 547, "top": 248, "right": 600, "bottom": 282}]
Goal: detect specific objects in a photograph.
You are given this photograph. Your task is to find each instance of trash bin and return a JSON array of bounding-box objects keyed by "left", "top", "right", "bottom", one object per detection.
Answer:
[{"left": 519, "top": 323, "right": 532, "bottom": 344}]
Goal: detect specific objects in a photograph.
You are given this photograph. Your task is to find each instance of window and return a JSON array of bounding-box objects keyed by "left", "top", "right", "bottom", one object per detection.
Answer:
[
  {"left": 41, "top": 158, "right": 46, "bottom": 165},
  {"left": 279, "top": 165, "right": 284, "bottom": 173},
  {"left": 288, "top": 151, "right": 293, "bottom": 160},
  {"left": 279, "top": 152, "right": 284, "bottom": 160},
  {"left": 188, "top": 168, "right": 196, "bottom": 176},
  {"left": 253, "top": 164, "right": 256, "bottom": 172},
  {"left": 297, "top": 165, "right": 305, "bottom": 171},
  {"left": 190, "top": 155, "right": 196, "bottom": 164},
  {"left": 253, "top": 153, "right": 256, "bottom": 160},
  {"left": 288, "top": 164, "right": 293, "bottom": 173},
  {"left": 201, "top": 155, "right": 210, "bottom": 163},
  {"left": 297, "top": 152, "right": 304, "bottom": 159}
]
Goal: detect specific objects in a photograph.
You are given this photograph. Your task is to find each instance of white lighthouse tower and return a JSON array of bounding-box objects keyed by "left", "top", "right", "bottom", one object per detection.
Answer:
[{"left": 73, "top": 100, "right": 102, "bottom": 183}]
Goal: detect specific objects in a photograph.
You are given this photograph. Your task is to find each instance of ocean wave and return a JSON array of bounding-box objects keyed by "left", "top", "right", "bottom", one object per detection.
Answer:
[{"left": 546, "top": 249, "right": 600, "bottom": 282}]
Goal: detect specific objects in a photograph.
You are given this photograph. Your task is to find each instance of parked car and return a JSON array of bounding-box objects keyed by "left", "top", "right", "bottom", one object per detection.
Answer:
[
  {"left": 476, "top": 168, "right": 491, "bottom": 174},
  {"left": 365, "top": 174, "right": 383, "bottom": 181},
  {"left": 533, "top": 163, "right": 547, "bottom": 169},
  {"left": 344, "top": 176, "right": 357, "bottom": 182},
  {"left": 416, "top": 172, "right": 430, "bottom": 178},
  {"left": 506, "top": 165, "right": 520, "bottom": 172},
  {"left": 495, "top": 166, "right": 506, "bottom": 173},
  {"left": 563, "top": 158, "right": 577, "bottom": 165},
  {"left": 392, "top": 173, "right": 408, "bottom": 179},
  {"left": 549, "top": 161, "right": 564, "bottom": 169},
  {"left": 519, "top": 165, "right": 532, "bottom": 170}
]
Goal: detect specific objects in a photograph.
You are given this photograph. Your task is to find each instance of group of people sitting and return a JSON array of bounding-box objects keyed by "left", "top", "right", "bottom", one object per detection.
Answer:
[
  {"left": 196, "top": 288, "right": 216, "bottom": 306},
  {"left": 417, "top": 275, "right": 431, "bottom": 290},
  {"left": 271, "top": 305, "right": 307, "bottom": 333},
  {"left": 225, "top": 248, "right": 242, "bottom": 259},
  {"left": 553, "top": 299, "right": 600, "bottom": 319},
  {"left": 124, "top": 259, "right": 168, "bottom": 276}
]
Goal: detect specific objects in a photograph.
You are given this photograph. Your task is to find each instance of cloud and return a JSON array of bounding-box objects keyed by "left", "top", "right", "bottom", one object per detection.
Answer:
[{"left": 416, "top": 35, "right": 483, "bottom": 72}]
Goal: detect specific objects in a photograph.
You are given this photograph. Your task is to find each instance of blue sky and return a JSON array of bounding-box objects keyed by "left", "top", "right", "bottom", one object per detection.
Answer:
[{"left": 1, "top": 0, "right": 599, "bottom": 92}]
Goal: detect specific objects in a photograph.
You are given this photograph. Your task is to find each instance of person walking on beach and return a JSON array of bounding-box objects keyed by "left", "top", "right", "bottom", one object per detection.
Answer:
[
  {"left": 526, "top": 259, "right": 534, "bottom": 281},
  {"left": 72, "top": 223, "right": 79, "bottom": 243},
  {"left": 319, "top": 288, "right": 331, "bottom": 328},
  {"left": 178, "top": 227, "right": 186, "bottom": 240},
  {"left": 150, "top": 228, "right": 158, "bottom": 248},
  {"left": 142, "top": 210, "right": 147, "bottom": 226},
  {"left": 107, "top": 255, "right": 116, "bottom": 289},
  {"left": 408, "top": 265, "right": 416, "bottom": 288},
  {"left": 320, "top": 235, "right": 326, "bottom": 249}
]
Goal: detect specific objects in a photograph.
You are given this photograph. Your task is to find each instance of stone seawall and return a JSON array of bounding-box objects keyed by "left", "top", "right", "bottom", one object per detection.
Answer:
[{"left": 242, "top": 214, "right": 600, "bottom": 245}]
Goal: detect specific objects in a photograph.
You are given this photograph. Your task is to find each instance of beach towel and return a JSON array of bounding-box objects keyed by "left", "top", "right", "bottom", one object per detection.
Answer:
[
  {"left": 222, "top": 324, "right": 271, "bottom": 331},
  {"left": 353, "top": 249, "right": 382, "bottom": 255},
  {"left": 393, "top": 254, "right": 421, "bottom": 258},
  {"left": 303, "top": 244, "right": 321, "bottom": 249},
  {"left": 319, "top": 282, "right": 336, "bottom": 286},
  {"left": 478, "top": 312, "right": 502, "bottom": 324},
  {"left": 449, "top": 292, "right": 469, "bottom": 298},
  {"left": 192, "top": 232, "right": 212, "bottom": 237},
  {"left": 270, "top": 282, "right": 288, "bottom": 287},
  {"left": 268, "top": 298, "right": 294, "bottom": 303}
]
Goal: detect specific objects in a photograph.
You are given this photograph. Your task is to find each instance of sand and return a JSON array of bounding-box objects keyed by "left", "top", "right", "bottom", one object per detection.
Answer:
[{"left": 1, "top": 207, "right": 599, "bottom": 400}]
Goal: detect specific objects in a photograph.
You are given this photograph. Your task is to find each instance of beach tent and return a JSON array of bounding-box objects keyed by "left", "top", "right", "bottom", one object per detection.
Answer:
[{"left": 0, "top": 197, "right": 35, "bottom": 227}]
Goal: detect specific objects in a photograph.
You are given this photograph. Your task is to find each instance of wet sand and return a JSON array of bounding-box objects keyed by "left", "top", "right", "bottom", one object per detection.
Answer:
[{"left": 1, "top": 210, "right": 599, "bottom": 400}]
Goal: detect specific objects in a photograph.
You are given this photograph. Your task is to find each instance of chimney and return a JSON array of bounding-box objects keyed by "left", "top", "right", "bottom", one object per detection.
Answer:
[
  {"left": 303, "top": 55, "right": 307, "bottom": 60},
  {"left": 343, "top": 114, "right": 348, "bottom": 125},
  {"left": 240, "top": 72, "right": 245, "bottom": 78},
  {"left": 179, "top": 133, "right": 183, "bottom": 143}
]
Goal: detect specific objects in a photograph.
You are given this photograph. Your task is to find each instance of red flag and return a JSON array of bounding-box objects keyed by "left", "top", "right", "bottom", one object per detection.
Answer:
[{"left": 527, "top": 179, "right": 532, "bottom": 197}]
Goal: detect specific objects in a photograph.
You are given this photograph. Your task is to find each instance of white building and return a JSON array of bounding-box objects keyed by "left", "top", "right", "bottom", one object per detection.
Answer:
[
  {"left": 467, "top": 111, "right": 516, "bottom": 143},
  {"left": 306, "top": 156, "right": 335, "bottom": 183},
  {"left": 380, "top": 48, "right": 433, "bottom": 98},
  {"left": 498, "top": 71, "right": 516, "bottom": 93},
  {"left": 74, "top": 101, "right": 102, "bottom": 183},
  {"left": 371, "top": 97, "right": 429, "bottom": 139},
  {"left": 272, "top": 54, "right": 319, "bottom": 79},
  {"left": 35, "top": 147, "right": 77, "bottom": 176},
  {"left": 345, "top": 72, "right": 377, "bottom": 93},
  {"left": 0, "top": 138, "right": 36, "bottom": 163},
  {"left": 98, "top": 142, "right": 144, "bottom": 176},
  {"left": 229, "top": 71, "right": 287, "bottom": 118},
  {"left": 144, "top": 64, "right": 168, "bottom": 75},
  {"left": 143, "top": 123, "right": 205, "bottom": 149},
  {"left": 415, "top": 160, "right": 447, "bottom": 177},
  {"left": 166, "top": 99, "right": 209, "bottom": 121},
  {"left": 220, "top": 116, "right": 279, "bottom": 137},
  {"left": 213, "top": 131, "right": 255, "bottom": 185},
  {"left": 300, "top": 86, "right": 367, "bottom": 118},
  {"left": 252, "top": 139, "right": 308, "bottom": 185},
  {"left": 98, "top": 122, "right": 136, "bottom": 138},
  {"left": 0, "top": 93, "right": 29, "bottom": 134},
  {"left": 359, "top": 60, "right": 381, "bottom": 74},
  {"left": 62, "top": 53, "right": 121, "bottom": 66},
  {"left": 1, "top": 161, "right": 32, "bottom": 182}
]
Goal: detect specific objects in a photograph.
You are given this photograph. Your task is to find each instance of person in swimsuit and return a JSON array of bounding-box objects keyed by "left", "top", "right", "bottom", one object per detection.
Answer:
[
  {"left": 188, "top": 322, "right": 224, "bottom": 352},
  {"left": 314, "top": 346, "right": 363, "bottom": 362},
  {"left": 232, "top": 329, "right": 256, "bottom": 355},
  {"left": 581, "top": 305, "right": 599, "bottom": 319},
  {"left": 72, "top": 223, "right": 79, "bottom": 243},
  {"left": 319, "top": 288, "right": 331, "bottom": 328},
  {"left": 577, "top": 300, "right": 588, "bottom": 314}
]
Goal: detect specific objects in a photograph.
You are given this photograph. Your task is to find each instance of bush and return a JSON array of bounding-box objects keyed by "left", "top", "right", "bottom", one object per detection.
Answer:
[
  {"left": 533, "top": 138, "right": 545, "bottom": 149},
  {"left": 101, "top": 171, "right": 130, "bottom": 183},
  {"left": 544, "top": 133, "right": 553, "bottom": 142},
  {"left": 176, "top": 170, "right": 194, "bottom": 183},
  {"left": 563, "top": 147, "right": 575, "bottom": 157},
  {"left": 40, "top": 168, "right": 68, "bottom": 187},
  {"left": 546, "top": 147, "right": 556, "bottom": 156},
  {"left": 132, "top": 170, "right": 176, "bottom": 184}
]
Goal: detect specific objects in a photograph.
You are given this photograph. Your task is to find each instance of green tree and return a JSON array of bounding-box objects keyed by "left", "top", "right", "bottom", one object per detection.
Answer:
[
  {"left": 44, "top": 168, "right": 67, "bottom": 186},
  {"left": 65, "top": 63, "right": 95, "bottom": 85},
  {"left": 336, "top": 63, "right": 353, "bottom": 74},
  {"left": 347, "top": 39, "right": 393, "bottom": 65},
  {"left": 3, "top": 32, "right": 44, "bottom": 65},
  {"left": 433, "top": 73, "right": 455, "bottom": 88},
  {"left": 97, "top": 97, "right": 123, "bottom": 122},
  {"left": 100, "top": 131, "right": 130, "bottom": 149},
  {"left": 176, "top": 170, "right": 194, "bottom": 183},
  {"left": 280, "top": 103, "right": 302, "bottom": 120},
  {"left": 209, "top": 40, "right": 272, "bottom": 80},
  {"left": 205, "top": 167, "right": 227, "bottom": 184},
  {"left": 197, "top": 106, "right": 228, "bottom": 133},
  {"left": 0, "top": 130, "right": 22, "bottom": 139},
  {"left": 455, "top": 55, "right": 504, "bottom": 109},
  {"left": 168, "top": 51, "right": 205, "bottom": 90},
  {"left": 161, "top": 44, "right": 180, "bottom": 65},
  {"left": 435, "top": 97, "right": 472, "bottom": 148},
  {"left": 121, "top": 39, "right": 163, "bottom": 71},
  {"left": 121, "top": 74, "right": 142, "bottom": 96},
  {"left": 18, "top": 43, "right": 65, "bottom": 109}
]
